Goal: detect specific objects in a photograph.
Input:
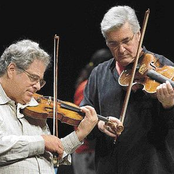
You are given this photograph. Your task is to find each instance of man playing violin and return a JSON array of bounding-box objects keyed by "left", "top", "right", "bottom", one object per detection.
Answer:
[
  {"left": 0, "top": 39, "right": 120, "bottom": 174},
  {"left": 80, "top": 5, "right": 174, "bottom": 174}
]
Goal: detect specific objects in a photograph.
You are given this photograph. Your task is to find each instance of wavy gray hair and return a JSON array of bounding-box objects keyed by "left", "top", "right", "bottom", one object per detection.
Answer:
[
  {"left": 0, "top": 39, "right": 51, "bottom": 76},
  {"left": 100, "top": 5, "right": 140, "bottom": 38}
]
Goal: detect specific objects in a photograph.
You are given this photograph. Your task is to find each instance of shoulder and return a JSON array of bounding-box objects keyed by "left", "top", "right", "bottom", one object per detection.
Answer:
[{"left": 91, "top": 58, "right": 115, "bottom": 74}]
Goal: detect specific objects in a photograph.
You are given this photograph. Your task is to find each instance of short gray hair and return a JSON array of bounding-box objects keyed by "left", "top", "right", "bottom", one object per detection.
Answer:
[
  {"left": 0, "top": 39, "right": 51, "bottom": 76},
  {"left": 100, "top": 5, "right": 140, "bottom": 38}
]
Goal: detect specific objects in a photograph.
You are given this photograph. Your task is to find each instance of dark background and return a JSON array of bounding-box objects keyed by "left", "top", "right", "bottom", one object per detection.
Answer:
[{"left": 0, "top": 1, "right": 173, "bottom": 173}]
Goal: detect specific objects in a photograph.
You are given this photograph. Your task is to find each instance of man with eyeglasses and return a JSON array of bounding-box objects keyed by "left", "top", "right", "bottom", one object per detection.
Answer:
[
  {"left": 0, "top": 39, "right": 102, "bottom": 174},
  {"left": 80, "top": 5, "right": 174, "bottom": 174},
  {"left": 17, "top": 67, "right": 46, "bottom": 88}
]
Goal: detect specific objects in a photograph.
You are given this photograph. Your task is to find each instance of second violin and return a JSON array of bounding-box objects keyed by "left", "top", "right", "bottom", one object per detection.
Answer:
[{"left": 118, "top": 52, "right": 174, "bottom": 93}]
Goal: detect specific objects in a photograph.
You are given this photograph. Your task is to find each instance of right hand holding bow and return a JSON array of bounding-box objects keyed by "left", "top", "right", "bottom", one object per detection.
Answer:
[{"left": 98, "top": 116, "right": 123, "bottom": 138}]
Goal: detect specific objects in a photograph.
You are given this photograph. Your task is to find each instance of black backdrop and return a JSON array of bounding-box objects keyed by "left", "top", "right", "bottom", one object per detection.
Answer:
[{"left": 0, "top": 0, "right": 173, "bottom": 173}]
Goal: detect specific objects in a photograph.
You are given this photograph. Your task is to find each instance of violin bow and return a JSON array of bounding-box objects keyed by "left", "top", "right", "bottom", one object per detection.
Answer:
[
  {"left": 53, "top": 34, "right": 59, "bottom": 168},
  {"left": 118, "top": 9, "right": 150, "bottom": 132},
  {"left": 53, "top": 34, "right": 59, "bottom": 137}
]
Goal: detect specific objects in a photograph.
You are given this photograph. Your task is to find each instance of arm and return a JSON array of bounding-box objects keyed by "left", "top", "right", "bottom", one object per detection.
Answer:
[{"left": 43, "top": 105, "right": 98, "bottom": 165}]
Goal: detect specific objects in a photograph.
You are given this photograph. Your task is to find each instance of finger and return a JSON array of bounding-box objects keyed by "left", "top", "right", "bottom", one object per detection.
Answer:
[
  {"left": 107, "top": 116, "right": 121, "bottom": 125},
  {"left": 82, "top": 105, "right": 96, "bottom": 115},
  {"left": 55, "top": 144, "right": 64, "bottom": 160},
  {"left": 56, "top": 151, "right": 63, "bottom": 160},
  {"left": 98, "top": 120, "right": 117, "bottom": 138},
  {"left": 80, "top": 106, "right": 93, "bottom": 117},
  {"left": 105, "top": 128, "right": 117, "bottom": 137},
  {"left": 166, "top": 81, "right": 174, "bottom": 94},
  {"left": 104, "top": 125, "right": 117, "bottom": 137},
  {"left": 157, "top": 83, "right": 166, "bottom": 96},
  {"left": 105, "top": 117, "right": 123, "bottom": 133}
]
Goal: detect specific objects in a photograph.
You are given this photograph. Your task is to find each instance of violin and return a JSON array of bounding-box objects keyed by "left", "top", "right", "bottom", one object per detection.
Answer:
[
  {"left": 21, "top": 93, "right": 85, "bottom": 126},
  {"left": 118, "top": 52, "right": 174, "bottom": 93},
  {"left": 21, "top": 93, "right": 122, "bottom": 133}
]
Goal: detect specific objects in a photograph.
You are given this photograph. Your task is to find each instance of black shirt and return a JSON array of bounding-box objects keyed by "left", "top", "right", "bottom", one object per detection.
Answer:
[{"left": 81, "top": 47, "right": 174, "bottom": 174}]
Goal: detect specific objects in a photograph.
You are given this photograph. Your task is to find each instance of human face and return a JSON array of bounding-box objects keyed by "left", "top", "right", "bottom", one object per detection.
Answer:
[
  {"left": 19, "top": 68, "right": 46, "bottom": 88},
  {"left": 7, "top": 59, "right": 46, "bottom": 104},
  {"left": 105, "top": 22, "right": 141, "bottom": 67}
]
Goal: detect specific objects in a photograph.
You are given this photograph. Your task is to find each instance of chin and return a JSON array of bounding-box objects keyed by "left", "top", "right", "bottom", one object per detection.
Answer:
[
  {"left": 21, "top": 97, "right": 32, "bottom": 105},
  {"left": 119, "top": 56, "right": 134, "bottom": 66}
]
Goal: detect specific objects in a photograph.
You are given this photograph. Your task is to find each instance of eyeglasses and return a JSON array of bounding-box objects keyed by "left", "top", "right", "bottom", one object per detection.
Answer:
[
  {"left": 19, "top": 68, "right": 46, "bottom": 88},
  {"left": 106, "top": 34, "right": 135, "bottom": 49}
]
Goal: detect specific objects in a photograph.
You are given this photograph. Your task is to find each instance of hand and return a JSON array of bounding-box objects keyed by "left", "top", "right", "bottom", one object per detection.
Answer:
[
  {"left": 75, "top": 105, "right": 98, "bottom": 142},
  {"left": 42, "top": 135, "right": 64, "bottom": 160},
  {"left": 156, "top": 80, "right": 174, "bottom": 109},
  {"left": 98, "top": 116, "right": 123, "bottom": 137}
]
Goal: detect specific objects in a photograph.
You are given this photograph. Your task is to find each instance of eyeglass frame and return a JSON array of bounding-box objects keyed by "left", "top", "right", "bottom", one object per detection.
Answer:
[
  {"left": 17, "top": 67, "right": 46, "bottom": 88},
  {"left": 106, "top": 33, "right": 135, "bottom": 49}
]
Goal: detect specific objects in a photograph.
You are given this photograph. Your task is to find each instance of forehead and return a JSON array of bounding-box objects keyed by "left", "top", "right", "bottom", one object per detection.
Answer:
[
  {"left": 27, "top": 59, "right": 46, "bottom": 75},
  {"left": 106, "top": 22, "right": 133, "bottom": 40}
]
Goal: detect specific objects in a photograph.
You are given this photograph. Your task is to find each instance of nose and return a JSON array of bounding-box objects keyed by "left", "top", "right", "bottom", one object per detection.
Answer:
[
  {"left": 32, "top": 81, "right": 41, "bottom": 90},
  {"left": 117, "top": 44, "right": 126, "bottom": 53}
]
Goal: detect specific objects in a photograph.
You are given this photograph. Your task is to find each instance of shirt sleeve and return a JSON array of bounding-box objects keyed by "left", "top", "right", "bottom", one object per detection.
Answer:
[
  {"left": 61, "top": 131, "right": 83, "bottom": 154},
  {"left": 58, "top": 131, "right": 83, "bottom": 165}
]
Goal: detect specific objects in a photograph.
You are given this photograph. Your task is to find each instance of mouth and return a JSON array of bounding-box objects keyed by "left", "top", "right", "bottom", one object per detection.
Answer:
[
  {"left": 117, "top": 54, "right": 127, "bottom": 60},
  {"left": 118, "top": 53, "right": 131, "bottom": 59},
  {"left": 118, "top": 55, "right": 134, "bottom": 63},
  {"left": 27, "top": 91, "right": 35, "bottom": 97},
  {"left": 118, "top": 56, "right": 129, "bottom": 63}
]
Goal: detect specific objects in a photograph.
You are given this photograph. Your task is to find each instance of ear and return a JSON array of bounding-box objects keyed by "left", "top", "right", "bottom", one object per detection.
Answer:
[
  {"left": 137, "top": 31, "right": 141, "bottom": 41},
  {"left": 7, "top": 63, "right": 16, "bottom": 78}
]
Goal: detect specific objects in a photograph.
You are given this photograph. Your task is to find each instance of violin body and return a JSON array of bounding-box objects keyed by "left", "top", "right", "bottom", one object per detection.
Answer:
[
  {"left": 118, "top": 53, "right": 174, "bottom": 93},
  {"left": 21, "top": 93, "right": 114, "bottom": 128},
  {"left": 22, "top": 93, "right": 84, "bottom": 126}
]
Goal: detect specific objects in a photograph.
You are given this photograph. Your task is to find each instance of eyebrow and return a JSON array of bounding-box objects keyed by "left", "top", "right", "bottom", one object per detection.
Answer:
[{"left": 108, "top": 36, "right": 129, "bottom": 42}]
